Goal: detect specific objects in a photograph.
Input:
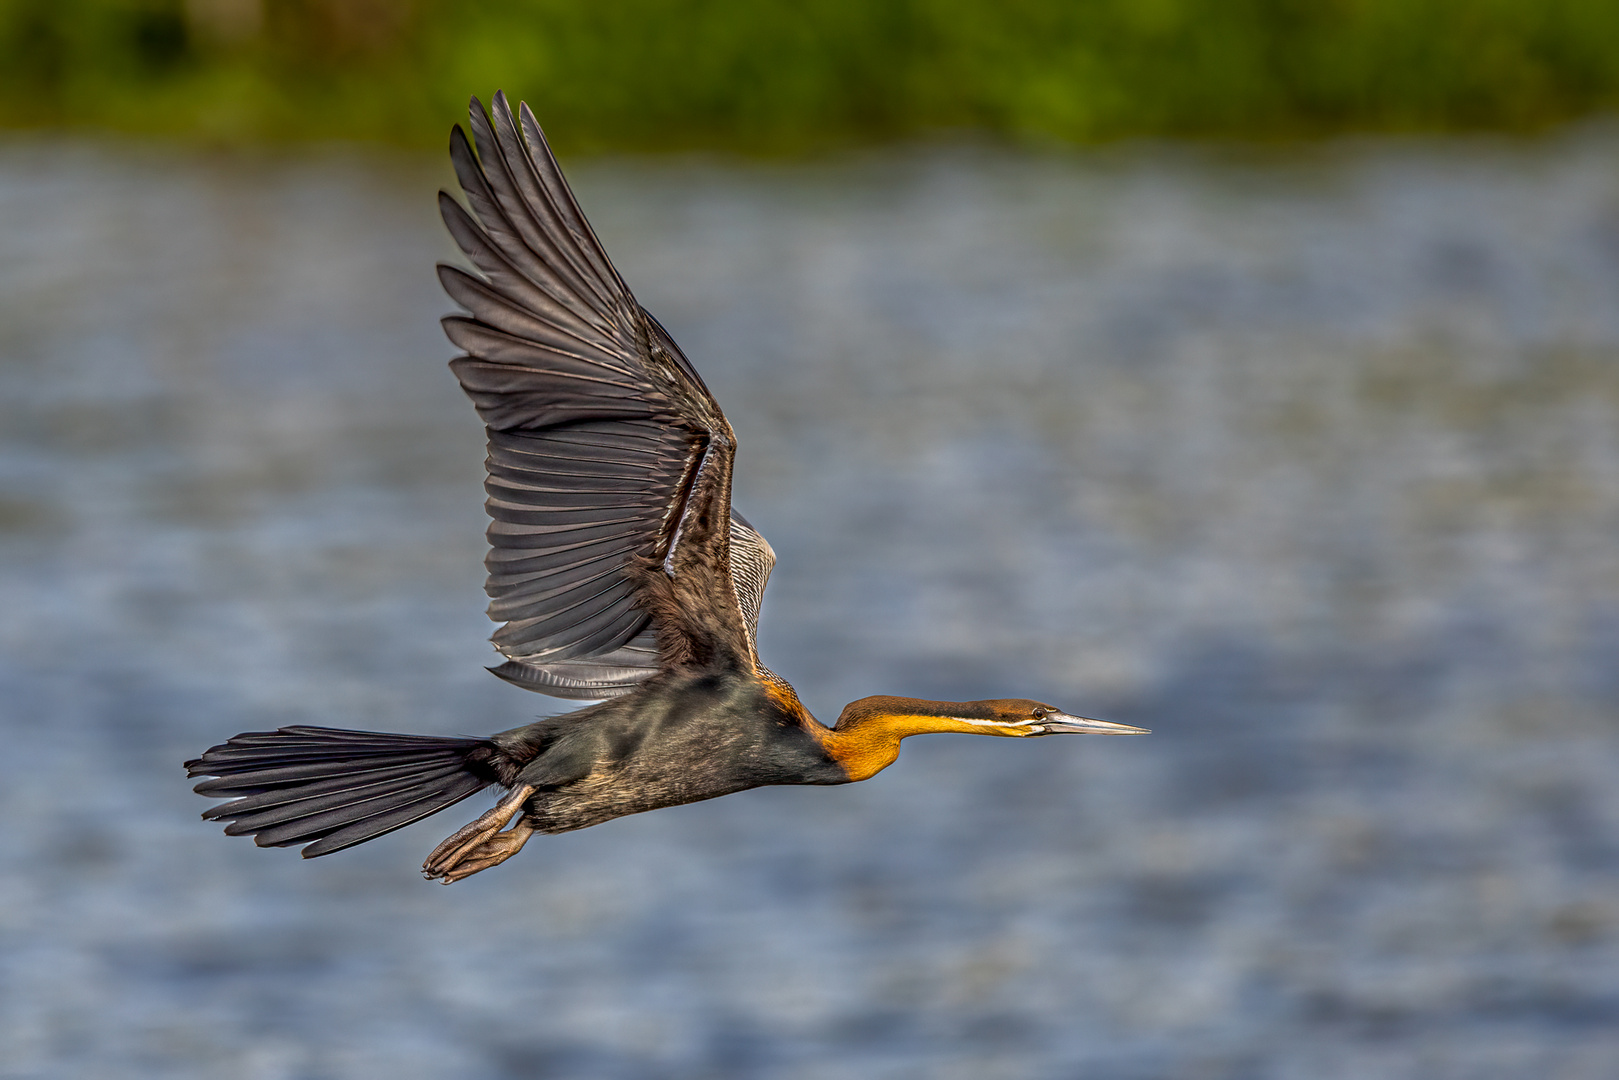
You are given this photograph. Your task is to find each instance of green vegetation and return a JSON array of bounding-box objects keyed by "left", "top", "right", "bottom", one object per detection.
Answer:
[{"left": 2, "top": 0, "right": 1617, "bottom": 151}]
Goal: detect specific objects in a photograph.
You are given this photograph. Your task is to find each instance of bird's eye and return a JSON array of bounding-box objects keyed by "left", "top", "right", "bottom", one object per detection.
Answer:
[{"left": 1030, "top": 707, "right": 1048, "bottom": 720}]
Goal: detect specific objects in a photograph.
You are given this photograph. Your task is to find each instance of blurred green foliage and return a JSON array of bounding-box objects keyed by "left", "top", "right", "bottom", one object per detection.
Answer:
[{"left": 2, "top": 0, "right": 1616, "bottom": 151}]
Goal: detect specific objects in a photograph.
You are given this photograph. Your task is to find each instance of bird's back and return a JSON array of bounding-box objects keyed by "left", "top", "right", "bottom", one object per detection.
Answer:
[{"left": 497, "top": 670, "right": 847, "bottom": 834}]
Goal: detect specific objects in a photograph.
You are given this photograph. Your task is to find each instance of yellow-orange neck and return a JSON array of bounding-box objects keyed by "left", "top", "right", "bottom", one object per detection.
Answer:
[{"left": 816, "top": 696, "right": 1036, "bottom": 781}]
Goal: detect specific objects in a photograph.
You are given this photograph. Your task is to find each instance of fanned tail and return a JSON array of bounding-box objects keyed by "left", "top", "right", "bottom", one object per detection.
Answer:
[{"left": 185, "top": 726, "right": 504, "bottom": 858}]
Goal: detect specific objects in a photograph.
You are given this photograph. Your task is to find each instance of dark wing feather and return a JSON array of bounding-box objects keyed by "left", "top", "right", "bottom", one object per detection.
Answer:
[
  {"left": 492, "top": 508, "right": 776, "bottom": 699},
  {"left": 442, "top": 94, "right": 756, "bottom": 684}
]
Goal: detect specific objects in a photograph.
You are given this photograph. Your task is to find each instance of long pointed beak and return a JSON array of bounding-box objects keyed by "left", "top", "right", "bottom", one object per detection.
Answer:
[{"left": 1041, "top": 713, "right": 1150, "bottom": 735}]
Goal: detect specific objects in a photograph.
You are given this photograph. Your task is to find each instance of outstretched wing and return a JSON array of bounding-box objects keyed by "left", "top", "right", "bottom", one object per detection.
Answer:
[{"left": 441, "top": 93, "right": 762, "bottom": 692}]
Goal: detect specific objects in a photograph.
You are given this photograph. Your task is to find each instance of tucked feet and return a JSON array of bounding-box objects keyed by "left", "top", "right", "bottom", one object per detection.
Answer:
[
  {"left": 422, "top": 784, "right": 535, "bottom": 883},
  {"left": 423, "top": 821, "right": 536, "bottom": 883}
]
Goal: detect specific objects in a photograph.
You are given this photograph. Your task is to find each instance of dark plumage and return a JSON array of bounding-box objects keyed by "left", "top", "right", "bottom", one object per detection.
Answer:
[{"left": 186, "top": 94, "right": 1148, "bottom": 882}]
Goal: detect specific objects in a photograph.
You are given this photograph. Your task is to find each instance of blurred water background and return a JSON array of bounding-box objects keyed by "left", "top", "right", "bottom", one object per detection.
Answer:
[{"left": 2, "top": 119, "right": 1617, "bottom": 1078}]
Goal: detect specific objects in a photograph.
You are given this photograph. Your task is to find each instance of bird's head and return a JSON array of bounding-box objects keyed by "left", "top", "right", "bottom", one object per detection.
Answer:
[{"left": 822, "top": 695, "right": 1148, "bottom": 780}]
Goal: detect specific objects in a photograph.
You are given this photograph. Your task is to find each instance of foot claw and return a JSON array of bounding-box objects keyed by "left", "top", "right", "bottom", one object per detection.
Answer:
[
  {"left": 422, "top": 784, "right": 535, "bottom": 884},
  {"left": 425, "top": 826, "right": 535, "bottom": 883}
]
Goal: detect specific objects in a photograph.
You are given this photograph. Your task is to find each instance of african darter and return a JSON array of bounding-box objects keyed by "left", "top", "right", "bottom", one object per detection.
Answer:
[{"left": 186, "top": 94, "right": 1148, "bottom": 883}]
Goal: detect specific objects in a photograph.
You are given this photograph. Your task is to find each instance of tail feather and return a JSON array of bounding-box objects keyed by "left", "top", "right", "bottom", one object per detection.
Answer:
[
  {"left": 226, "top": 725, "right": 456, "bottom": 743},
  {"left": 186, "top": 725, "right": 502, "bottom": 858},
  {"left": 243, "top": 779, "right": 475, "bottom": 848},
  {"left": 213, "top": 764, "right": 467, "bottom": 833},
  {"left": 193, "top": 755, "right": 464, "bottom": 793},
  {"left": 301, "top": 781, "right": 490, "bottom": 857},
  {"left": 197, "top": 745, "right": 457, "bottom": 766},
  {"left": 198, "top": 760, "right": 465, "bottom": 818}
]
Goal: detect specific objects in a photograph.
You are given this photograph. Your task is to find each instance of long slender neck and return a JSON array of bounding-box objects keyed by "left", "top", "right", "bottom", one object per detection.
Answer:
[{"left": 817, "top": 696, "right": 1025, "bottom": 781}]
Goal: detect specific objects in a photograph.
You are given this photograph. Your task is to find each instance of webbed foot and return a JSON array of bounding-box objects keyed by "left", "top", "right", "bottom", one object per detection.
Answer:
[{"left": 422, "top": 784, "right": 535, "bottom": 883}]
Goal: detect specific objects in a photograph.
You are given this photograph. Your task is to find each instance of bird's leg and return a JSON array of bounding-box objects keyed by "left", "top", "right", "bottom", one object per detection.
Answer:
[
  {"left": 427, "top": 819, "right": 536, "bottom": 884},
  {"left": 422, "top": 784, "right": 535, "bottom": 883}
]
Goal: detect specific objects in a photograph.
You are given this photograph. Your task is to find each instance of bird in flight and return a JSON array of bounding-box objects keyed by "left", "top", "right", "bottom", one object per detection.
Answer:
[{"left": 186, "top": 94, "right": 1148, "bottom": 883}]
